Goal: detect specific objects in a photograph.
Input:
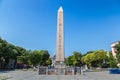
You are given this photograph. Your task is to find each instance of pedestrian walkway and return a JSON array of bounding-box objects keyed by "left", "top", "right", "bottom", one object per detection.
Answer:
[{"left": 0, "top": 70, "right": 120, "bottom": 80}]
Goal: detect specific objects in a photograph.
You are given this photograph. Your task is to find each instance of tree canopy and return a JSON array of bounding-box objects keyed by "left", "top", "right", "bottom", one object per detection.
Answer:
[
  {"left": 66, "top": 51, "right": 82, "bottom": 66},
  {"left": 0, "top": 37, "right": 51, "bottom": 69},
  {"left": 0, "top": 37, "right": 27, "bottom": 68},
  {"left": 82, "top": 50, "right": 108, "bottom": 67}
]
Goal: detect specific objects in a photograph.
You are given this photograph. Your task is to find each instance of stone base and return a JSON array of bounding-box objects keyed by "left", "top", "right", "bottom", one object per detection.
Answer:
[
  {"left": 55, "top": 61, "right": 66, "bottom": 68},
  {"left": 55, "top": 64, "right": 66, "bottom": 69},
  {"left": 38, "top": 67, "right": 47, "bottom": 75},
  {"left": 38, "top": 67, "right": 81, "bottom": 75}
]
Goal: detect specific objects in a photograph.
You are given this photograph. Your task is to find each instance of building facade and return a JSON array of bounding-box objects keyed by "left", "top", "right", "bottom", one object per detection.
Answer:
[{"left": 111, "top": 41, "right": 119, "bottom": 58}]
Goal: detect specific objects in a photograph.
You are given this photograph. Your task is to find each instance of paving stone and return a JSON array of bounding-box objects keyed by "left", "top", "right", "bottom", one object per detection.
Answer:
[{"left": 0, "top": 70, "right": 120, "bottom": 80}]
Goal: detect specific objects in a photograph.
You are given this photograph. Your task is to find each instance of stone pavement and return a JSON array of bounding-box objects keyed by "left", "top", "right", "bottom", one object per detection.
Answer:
[{"left": 0, "top": 70, "right": 120, "bottom": 80}]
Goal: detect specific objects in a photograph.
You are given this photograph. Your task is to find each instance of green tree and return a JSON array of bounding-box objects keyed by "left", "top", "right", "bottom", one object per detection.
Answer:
[
  {"left": 17, "top": 48, "right": 29, "bottom": 65},
  {"left": 0, "top": 38, "right": 23, "bottom": 68},
  {"left": 0, "top": 37, "right": 51, "bottom": 69},
  {"left": 28, "top": 50, "right": 41, "bottom": 66},
  {"left": 82, "top": 50, "right": 108, "bottom": 67},
  {"left": 82, "top": 53, "right": 93, "bottom": 67},
  {"left": 108, "top": 51, "right": 118, "bottom": 68},
  {"left": 27, "top": 50, "right": 51, "bottom": 66},
  {"left": 40, "top": 50, "right": 50, "bottom": 66},
  {"left": 66, "top": 51, "right": 82, "bottom": 66},
  {"left": 66, "top": 56, "right": 73, "bottom": 66},
  {"left": 72, "top": 51, "right": 82, "bottom": 66},
  {"left": 46, "top": 58, "right": 52, "bottom": 65},
  {"left": 17, "top": 56, "right": 29, "bottom": 64}
]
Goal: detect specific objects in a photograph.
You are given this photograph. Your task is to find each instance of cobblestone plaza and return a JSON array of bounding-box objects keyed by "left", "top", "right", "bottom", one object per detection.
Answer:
[{"left": 0, "top": 70, "right": 120, "bottom": 80}]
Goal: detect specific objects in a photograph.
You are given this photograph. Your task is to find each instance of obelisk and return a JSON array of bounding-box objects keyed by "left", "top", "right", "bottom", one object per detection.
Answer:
[{"left": 56, "top": 6, "right": 65, "bottom": 66}]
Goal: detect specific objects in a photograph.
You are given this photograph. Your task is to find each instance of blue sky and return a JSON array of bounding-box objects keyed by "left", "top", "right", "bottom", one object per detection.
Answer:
[{"left": 0, "top": 0, "right": 120, "bottom": 56}]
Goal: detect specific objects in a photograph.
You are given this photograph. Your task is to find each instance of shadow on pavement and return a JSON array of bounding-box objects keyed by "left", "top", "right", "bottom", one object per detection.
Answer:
[{"left": 0, "top": 69, "right": 15, "bottom": 73}]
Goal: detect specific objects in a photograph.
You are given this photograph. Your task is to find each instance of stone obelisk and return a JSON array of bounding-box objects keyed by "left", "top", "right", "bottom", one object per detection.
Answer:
[{"left": 55, "top": 6, "right": 65, "bottom": 67}]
